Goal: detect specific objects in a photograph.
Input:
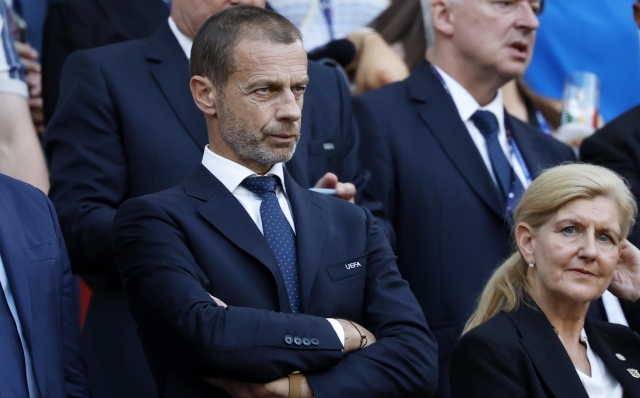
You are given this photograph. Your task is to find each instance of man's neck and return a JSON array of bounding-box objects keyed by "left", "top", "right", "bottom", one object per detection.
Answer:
[
  {"left": 430, "top": 52, "right": 503, "bottom": 107},
  {"left": 170, "top": 10, "right": 198, "bottom": 39}
]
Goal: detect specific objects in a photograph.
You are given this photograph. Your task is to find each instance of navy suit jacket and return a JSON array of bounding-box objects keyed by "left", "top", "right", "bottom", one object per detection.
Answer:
[
  {"left": 352, "top": 61, "right": 576, "bottom": 397},
  {"left": 113, "top": 164, "right": 437, "bottom": 398},
  {"left": 44, "top": 20, "right": 383, "bottom": 277},
  {"left": 0, "top": 174, "right": 90, "bottom": 397},
  {"left": 43, "top": 20, "right": 387, "bottom": 398},
  {"left": 451, "top": 304, "right": 640, "bottom": 398}
]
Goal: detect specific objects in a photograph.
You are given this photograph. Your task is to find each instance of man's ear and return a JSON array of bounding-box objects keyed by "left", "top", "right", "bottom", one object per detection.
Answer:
[
  {"left": 515, "top": 222, "right": 535, "bottom": 264},
  {"left": 190, "top": 75, "right": 218, "bottom": 116},
  {"left": 431, "top": 0, "right": 456, "bottom": 37}
]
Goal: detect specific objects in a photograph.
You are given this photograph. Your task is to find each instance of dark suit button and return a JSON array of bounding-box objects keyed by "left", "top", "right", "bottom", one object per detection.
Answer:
[
  {"left": 302, "top": 337, "right": 311, "bottom": 346},
  {"left": 294, "top": 336, "right": 302, "bottom": 345},
  {"left": 311, "top": 338, "right": 319, "bottom": 346},
  {"left": 284, "top": 335, "right": 293, "bottom": 345}
]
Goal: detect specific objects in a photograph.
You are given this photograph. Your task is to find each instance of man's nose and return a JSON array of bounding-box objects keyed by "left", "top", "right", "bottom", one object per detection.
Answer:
[
  {"left": 275, "top": 89, "right": 303, "bottom": 122},
  {"left": 516, "top": 1, "right": 540, "bottom": 31}
]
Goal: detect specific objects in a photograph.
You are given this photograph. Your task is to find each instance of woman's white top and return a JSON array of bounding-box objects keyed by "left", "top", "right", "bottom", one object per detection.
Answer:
[{"left": 575, "top": 328, "right": 623, "bottom": 398}]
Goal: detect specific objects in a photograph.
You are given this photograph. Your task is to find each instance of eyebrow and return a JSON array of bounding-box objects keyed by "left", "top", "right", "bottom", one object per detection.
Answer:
[{"left": 557, "top": 217, "right": 621, "bottom": 237}]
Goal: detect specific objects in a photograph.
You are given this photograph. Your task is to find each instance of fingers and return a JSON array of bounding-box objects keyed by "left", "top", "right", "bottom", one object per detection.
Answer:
[
  {"left": 335, "top": 182, "right": 356, "bottom": 203},
  {"left": 314, "top": 172, "right": 338, "bottom": 189},
  {"left": 14, "top": 41, "right": 39, "bottom": 62}
]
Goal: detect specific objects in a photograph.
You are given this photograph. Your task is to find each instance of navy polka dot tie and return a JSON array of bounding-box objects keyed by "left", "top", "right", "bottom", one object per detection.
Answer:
[
  {"left": 241, "top": 176, "right": 301, "bottom": 313},
  {"left": 471, "top": 110, "right": 524, "bottom": 215}
]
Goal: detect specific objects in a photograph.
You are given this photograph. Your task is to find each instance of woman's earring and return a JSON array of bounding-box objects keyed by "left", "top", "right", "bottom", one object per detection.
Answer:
[{"left": 528, "top": 263, "right": 534, "bottom": 268}]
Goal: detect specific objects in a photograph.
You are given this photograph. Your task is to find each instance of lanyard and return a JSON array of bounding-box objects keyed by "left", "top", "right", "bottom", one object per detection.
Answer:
[
  {"left": 319, "top": 0, "right": 335, "bottom": 41},
  {"left": 431, "top": 66, "right": 533, "bottom": 198},
  {"left": 535, "top": 109, "right": 552, "bottom": 135}
]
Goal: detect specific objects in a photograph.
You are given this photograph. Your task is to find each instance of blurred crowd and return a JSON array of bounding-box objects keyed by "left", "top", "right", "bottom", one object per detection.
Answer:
[{"left": 1, "top": 0, "right": 640, "bottom": 397}]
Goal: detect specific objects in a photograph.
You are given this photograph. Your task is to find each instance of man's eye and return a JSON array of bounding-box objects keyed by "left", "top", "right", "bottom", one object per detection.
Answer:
[
  {"left": 256, "top": 87, "right": 270, "bottom": 94},
  {"left": 293, "top": 86, "right": 306, "bottom": 94}
]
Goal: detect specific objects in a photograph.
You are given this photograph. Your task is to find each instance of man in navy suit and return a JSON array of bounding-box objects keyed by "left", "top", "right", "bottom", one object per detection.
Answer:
[
  {"left": 43, "top": 0, "right": 387, "bottom": 396},
  {"left": 113, "top": 6, "right": 436, "bottom": 398},
  {"left": 0, "top": 171, "right": 91, "bottom": 398},
  {"left": 352, "top": 0, "right": 575, "bottom": 396}
]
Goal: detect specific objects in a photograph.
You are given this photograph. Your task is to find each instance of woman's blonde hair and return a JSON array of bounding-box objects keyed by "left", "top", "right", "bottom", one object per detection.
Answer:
[{"left": 463, "top": 163, "right": 637, "bottom": 333}]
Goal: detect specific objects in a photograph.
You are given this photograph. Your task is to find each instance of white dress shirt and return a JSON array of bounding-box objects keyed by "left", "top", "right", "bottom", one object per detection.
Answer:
[
  {"left": 434, "top": 66, "right": 530, "bottom": 189},
  {"left": 0, "top": 254, "right": 40, "bottom": 398},
  {"left": 168, "top": 17, "right": 192, "bottom": 59},
  {"left": 576, "top": 329, "right": 623, "bottom": 398},
  {"left": 201, "top": 146, "right": 345, "bottom": 346}
]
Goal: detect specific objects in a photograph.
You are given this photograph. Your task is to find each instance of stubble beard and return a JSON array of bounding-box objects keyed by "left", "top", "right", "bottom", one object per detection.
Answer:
[{"left": 218, "top": 101, "right": 300, "bottom": 166}]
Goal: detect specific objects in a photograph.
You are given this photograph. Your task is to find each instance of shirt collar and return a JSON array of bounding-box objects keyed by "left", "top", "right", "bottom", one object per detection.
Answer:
[
  {"left": 201, "top": 145, "right": 288, "bottom": 195},
  {"left": 168, "top": 16, "right": 193, "bottom": 59},
  {"left": 434, "top": 66, "right": 505, "bottom": 125}
]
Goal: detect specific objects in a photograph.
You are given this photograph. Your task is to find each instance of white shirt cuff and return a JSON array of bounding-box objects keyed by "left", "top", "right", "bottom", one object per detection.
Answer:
[{"left": 326, "top": 318, "right": 345, "bottom": 347}]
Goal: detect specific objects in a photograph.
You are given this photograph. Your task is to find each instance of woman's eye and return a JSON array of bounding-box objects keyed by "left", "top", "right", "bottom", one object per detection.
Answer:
[
  {"left": 598, "top": 234, "right": 612, "bottom": 243},
  {"left": 562, "top": 226, "right": 576, "bottom": 235}
]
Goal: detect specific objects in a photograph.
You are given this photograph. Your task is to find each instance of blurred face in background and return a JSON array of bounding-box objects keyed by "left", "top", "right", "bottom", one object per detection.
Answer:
[
  {"left": 634, "top": 1, "right": 640, "bottom": 29},
  {"left": 172, "top": 0, "right": 266, "bottom": 38},
  {"left": 447, "top": 0, "right": 541, "bottom": 82}
]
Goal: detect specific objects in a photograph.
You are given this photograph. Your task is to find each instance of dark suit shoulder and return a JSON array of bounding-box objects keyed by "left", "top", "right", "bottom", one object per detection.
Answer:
[
  {"left": 587, "top": 104, "right": 640, "bottom": 144},
  {"left": 509, "top": 115, "right": 574, "bottom": 156},
  {"left": 353, "top": 79, "right": 408, "bottom": 110},
  {"left": 0, "top": 173, "right": 49, "bottom": 207},
  {"left": 67, "top": 36, "right": 150, "bottom": 65},
  {"left": 589, "top": 318, "right": 640, "bottom": 341},
  {"left": 458, "top": 311, "right": 520, "bottom": 347}
]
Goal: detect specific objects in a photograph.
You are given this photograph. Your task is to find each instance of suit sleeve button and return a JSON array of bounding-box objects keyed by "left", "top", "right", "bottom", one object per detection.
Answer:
[
  {"left": 302, "top": 337, "right": 311, "bottom": 346},
  {"left": 294, "top": 336, "right": 302, "bottom": 345},
  {"left": 311, "top": 338, "right": 319, "bottom": 346},
  {"left": 284, "top": 335, "right": 293, "bottom": 345}
]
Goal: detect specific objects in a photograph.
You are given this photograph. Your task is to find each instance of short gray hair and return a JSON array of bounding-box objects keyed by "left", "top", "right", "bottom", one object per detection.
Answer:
[{"left": 420, "top": 0, "right": 461, "bottom": 48}]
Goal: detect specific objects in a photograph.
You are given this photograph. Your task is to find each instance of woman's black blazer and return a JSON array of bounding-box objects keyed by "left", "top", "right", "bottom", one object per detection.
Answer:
[{"left": 450, "top": 304, "right": 640, "bottom": 397}]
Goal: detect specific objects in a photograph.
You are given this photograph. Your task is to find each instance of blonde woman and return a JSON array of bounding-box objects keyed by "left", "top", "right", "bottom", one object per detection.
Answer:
[{"left": 451, "top": 164, "right": 640, "bottom": 398}]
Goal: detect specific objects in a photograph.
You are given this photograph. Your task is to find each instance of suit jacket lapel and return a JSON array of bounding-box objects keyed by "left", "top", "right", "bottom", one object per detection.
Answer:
[
  {"left": 146, "top": 22, "right": 207, "bottom": 150},
  {"left": 410, "top": 62, "right": 504, "bottom": 218},
  {"left": 283, "top": 118, "right": 310, "bottom": 188},
  {"left": 284, "top": 171, "right": 328, "bottom": 310},
  {"left": 0, "top": 192, "right": 33, "bottom": 354},
  {"left": 184, "top": 165, "right": 291, "bottom": 312},
  {"left": 507, "top": 306, "right": 590, "bottom": 398},
  {"left": 507, "top": 114, "right": 549, "bottom": 179},
  {"left": 585, "top": 320, "right": 640, "bottom": 396}
]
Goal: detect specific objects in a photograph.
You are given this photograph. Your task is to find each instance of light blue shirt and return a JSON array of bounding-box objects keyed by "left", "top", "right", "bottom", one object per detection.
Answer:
[{"left": 0, "top": 253, "right": 40, "bottom": 398}]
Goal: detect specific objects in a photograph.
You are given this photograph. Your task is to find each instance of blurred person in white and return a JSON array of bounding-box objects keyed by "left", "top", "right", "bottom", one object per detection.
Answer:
[
  {"left": 0, "top": 3, "right": 48, "bottom": 192},
  {"left": 271, "top": 0, "right": 410, "bottom": 93}
]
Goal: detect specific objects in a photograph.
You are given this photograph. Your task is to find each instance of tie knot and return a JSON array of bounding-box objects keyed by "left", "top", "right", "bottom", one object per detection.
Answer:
[
  {"left": 471, "top": 110, "right": 499, "bottom": 140},
  {"left": 240, "top": 176, "right": 280, "bottom": 197}
]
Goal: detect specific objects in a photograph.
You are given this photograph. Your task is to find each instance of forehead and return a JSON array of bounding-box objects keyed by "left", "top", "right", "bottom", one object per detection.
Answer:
[
  {"left": 231, "top": 39, "right": 308, "bottom": 81},
  {"left": 552, "top": 197, "right": 621, "bottom": 230}
]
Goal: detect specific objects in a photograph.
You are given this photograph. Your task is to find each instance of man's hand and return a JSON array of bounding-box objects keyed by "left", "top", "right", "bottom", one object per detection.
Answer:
[
  {"left": 204, "top": 375, "right": 314, "bottom": 398},
  {"left": 337, "top": 319, "right": 377, "bottom": 354},
  {"left": 314, "top": 172, "right": 356, "bottom": 203},
  {"left": 346, "top": 29, "right": 409, "bottom": 94},
  {"left": 14, "top": 41, "right": 44, "bottom": 134},
  {"left": 609, "top": 239, "right": 640, "bottom": 302}
]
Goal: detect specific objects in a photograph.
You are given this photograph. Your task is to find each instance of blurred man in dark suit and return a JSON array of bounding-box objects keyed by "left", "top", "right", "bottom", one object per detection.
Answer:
[
  {"left": 579, "top": 0, "right": 640, "bottom": 334},
  {"left": 352, "top": 0, "right": 575, "bottom": 396},
  {"left": 43, "top": 0, "right": 387, "bottom": 396},
  {"left": 113, "top": 6, "right": 436, "bottom": 398}
]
